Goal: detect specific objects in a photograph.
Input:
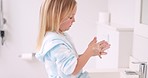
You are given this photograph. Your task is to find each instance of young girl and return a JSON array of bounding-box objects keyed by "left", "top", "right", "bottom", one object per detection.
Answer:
[{"left": 35, "top": 0, "right": 110, "bottom": 78}]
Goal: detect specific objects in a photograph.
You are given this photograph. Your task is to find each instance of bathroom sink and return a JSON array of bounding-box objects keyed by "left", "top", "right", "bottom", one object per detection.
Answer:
[{"left": 89, "top": 72, "right": 120, "bottom": 78}]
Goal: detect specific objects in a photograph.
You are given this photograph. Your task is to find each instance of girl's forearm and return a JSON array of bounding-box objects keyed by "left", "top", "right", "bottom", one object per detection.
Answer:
[{"left": 72, "top": 48, "right": 92, "bottom": 75}]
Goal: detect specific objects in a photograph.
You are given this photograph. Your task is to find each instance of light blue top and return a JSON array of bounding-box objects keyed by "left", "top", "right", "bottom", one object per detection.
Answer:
[{"left": 35, "top": 32, "right": 89, "bottom": 78}]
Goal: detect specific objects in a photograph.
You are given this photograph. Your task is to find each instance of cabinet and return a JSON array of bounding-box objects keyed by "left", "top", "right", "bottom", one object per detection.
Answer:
[{"left": 96, "top": 24, "right": 133, "bottom": 69}]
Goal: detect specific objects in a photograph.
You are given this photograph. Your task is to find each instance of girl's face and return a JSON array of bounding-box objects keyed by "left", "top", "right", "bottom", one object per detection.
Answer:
[{"left": 59, "top": 7, "right": 77, "bottom": 32}]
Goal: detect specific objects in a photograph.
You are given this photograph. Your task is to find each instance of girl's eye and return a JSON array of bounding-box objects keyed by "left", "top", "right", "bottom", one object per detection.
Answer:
[{"left": 69, "top": 17, "right": 73, "bottom": 19}]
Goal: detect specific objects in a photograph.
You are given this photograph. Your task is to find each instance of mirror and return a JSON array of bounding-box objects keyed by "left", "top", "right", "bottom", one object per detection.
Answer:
[{"left": 141, "top": 0, "right": 148, "bottom": 25}]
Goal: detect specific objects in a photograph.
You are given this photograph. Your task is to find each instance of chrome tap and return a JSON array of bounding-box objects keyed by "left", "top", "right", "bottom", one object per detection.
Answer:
[{"left": 125, "top": 62, "right": 147, "bottom": 78}]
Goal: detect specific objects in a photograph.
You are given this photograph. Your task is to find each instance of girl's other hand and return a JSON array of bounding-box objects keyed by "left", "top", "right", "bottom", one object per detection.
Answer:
[{"left": 93, "top": 40, "right": 111, "bottom": 58}]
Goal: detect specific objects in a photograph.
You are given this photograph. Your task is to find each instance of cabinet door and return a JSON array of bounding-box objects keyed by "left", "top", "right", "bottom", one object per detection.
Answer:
[{"left": 96, "top": 26, "right": 118, "bottom": 69}]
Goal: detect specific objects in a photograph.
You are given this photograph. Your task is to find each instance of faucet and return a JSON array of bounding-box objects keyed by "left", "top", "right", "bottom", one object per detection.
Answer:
[{"left": 125, "top": 62, "right": 147, "bottom": 78}]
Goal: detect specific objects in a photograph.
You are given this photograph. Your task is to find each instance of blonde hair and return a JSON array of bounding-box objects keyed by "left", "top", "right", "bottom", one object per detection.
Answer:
[{"left": 36, "top": 0, "right": 77, "bottom": 51}]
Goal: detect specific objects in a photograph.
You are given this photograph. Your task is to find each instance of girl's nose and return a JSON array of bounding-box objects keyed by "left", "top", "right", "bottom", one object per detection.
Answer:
[{"left": 73, "top": 17, "right": 75, "bottom": 22}]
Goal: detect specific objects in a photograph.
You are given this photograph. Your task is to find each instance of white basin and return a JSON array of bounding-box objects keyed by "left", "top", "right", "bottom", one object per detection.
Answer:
[{"left": 89, "top": 72, "right": 120, "bottom": 78}]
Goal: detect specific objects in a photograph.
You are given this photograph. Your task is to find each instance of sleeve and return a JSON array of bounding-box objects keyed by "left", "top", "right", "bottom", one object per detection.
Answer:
[{"left": 50, "top": 44, "right": 77, "bottom": 75}]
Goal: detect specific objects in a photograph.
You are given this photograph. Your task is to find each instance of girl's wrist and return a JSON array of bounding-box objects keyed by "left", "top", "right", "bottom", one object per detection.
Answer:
[{"left": 85, "top": 47, "right": 94, "bottom": 57}]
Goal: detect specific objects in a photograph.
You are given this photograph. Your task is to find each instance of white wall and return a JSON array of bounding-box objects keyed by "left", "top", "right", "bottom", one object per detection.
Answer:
[
  {"left": 0, "top": 0, "right": 108, "bottom": 78},
  {"left": 0, "top": 0, "right": 47, "bottom": 78}
]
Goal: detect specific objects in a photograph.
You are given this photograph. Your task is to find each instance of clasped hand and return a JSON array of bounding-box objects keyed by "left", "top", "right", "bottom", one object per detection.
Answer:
[{"left": 88, "top": 37, "right": 110, "bottom": 58}]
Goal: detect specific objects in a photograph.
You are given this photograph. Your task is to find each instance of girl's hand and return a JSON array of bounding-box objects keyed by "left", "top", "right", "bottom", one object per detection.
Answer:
[
  {"left": 87, "top": 37, "right": 98, "bottom": 56},
  {"left": 93, "top": 40, "right": 110, "bottom": 58},
  {"left": 87, "top": 37, "right": 110, "bottom": 58}
]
